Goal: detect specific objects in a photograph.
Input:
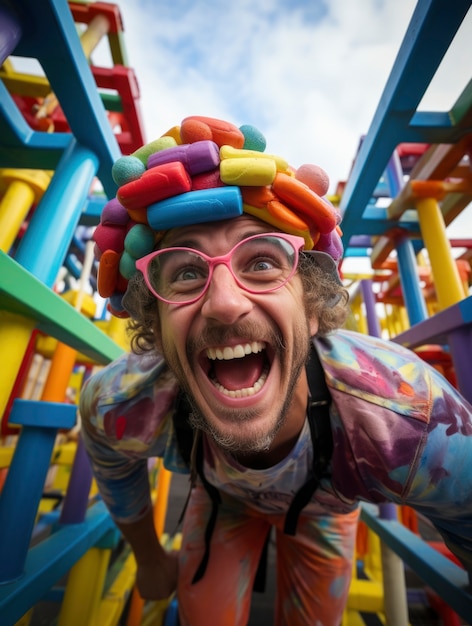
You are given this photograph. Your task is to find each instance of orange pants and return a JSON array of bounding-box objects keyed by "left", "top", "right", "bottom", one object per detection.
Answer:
[{"left": 177, "top": 482, "right": 360, "bottom": 625}]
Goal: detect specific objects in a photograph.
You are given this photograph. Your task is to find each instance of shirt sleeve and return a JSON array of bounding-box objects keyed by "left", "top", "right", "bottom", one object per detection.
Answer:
[
  {"left": 79, "top": 352, "right": 181, "bottom": 524},
  {"left": 398, "top": 365, "right": 472, "bottom": 578},
  {"left": 319, "top": 331, "right": 472, "bottom": 578}
]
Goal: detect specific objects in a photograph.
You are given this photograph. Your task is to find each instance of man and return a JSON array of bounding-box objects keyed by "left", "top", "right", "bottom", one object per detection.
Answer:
[{"left": 80, "top": 115, "right": 472, "bottom": 626}]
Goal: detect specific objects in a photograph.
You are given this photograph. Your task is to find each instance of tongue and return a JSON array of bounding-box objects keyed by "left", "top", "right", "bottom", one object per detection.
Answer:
[{"left": 213, "top": 353, "right": 264, "bottom": 391}]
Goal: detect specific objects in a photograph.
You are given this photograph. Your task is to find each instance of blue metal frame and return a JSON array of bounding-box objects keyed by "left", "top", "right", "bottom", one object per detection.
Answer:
[
  {"left": 361, "top": 504, "right": 472, "bottom": 623},
  {"left": 0, "top": 500, "right": 116, "bottom": 625},
  {"left": 1, "top": 0, "right": 121, "bottom": 196},
  {"left": 339, "top": 0, "right": 471, "bottom": 246}
]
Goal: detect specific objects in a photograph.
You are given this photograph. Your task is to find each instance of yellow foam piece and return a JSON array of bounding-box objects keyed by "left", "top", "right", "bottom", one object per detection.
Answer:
[
  {"left": 220, "top": 144, "right": 289, "bottom": 172},
  {"left": 220, "top": 157, "right": 276, "bottom": 186},
  {"left": 161, "top": 125, "right": 182, "bottom": 144}
]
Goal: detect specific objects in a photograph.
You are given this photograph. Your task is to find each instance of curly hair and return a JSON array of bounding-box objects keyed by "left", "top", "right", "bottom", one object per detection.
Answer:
[{"left": 124, "top": 255, "right": 349, "bottom": 355}]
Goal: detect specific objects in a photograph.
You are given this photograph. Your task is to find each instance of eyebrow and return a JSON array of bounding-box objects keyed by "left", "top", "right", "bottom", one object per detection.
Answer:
[
  {"left": 162, "top": 230, "right": 269, "bottom": 251},
  {"left": 163, "top": 238, "right": 200, "bottom": 249}
]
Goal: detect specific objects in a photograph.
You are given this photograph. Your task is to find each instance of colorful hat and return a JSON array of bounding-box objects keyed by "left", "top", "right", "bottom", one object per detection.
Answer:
[{"left": 93, "top": 115, "right": 343, "bottom": 317}]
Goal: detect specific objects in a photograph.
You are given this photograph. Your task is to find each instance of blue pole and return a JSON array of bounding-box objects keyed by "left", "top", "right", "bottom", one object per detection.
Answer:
[
  {"left": 15, "top": 140, "right": 98, "bottom": 286},
  {"left": 385, "top": 151, "right": 427, "bottom": 325},
  {"left": 0, "top": 400, "right": 77, "bottom": 583},
  {"left": 0, "top": 425, "right": 58, "bottom": 583},
  {"left": 396, "top": 235, "right": 429, "bottom": 325}
]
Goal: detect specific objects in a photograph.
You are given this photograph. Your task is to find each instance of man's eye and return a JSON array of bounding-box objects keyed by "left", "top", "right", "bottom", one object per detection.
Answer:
[
  {"left": 252, "top": 258, "right": 275, "bottom": 272},
  {"left": 177, "top": 268, "right": 200, "bottom": 281}
]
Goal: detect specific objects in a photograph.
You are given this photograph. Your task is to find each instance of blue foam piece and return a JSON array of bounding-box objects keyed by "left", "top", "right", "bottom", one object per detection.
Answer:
[{"left": 147, "top": 187, "right": 243, "bottom": 230}]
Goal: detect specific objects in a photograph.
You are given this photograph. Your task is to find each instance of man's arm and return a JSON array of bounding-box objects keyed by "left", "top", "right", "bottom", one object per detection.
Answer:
[
  {"left": 116, "top": 508, "right": 179, "bottom": 600},
  {"left": 78, "top": 356, "right": 180, "bottom": 599}
]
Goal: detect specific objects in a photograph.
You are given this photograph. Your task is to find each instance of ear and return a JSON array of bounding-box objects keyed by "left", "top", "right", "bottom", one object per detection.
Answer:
[{"left": 309, "top": 316, "right": 319, "bottom": 337}]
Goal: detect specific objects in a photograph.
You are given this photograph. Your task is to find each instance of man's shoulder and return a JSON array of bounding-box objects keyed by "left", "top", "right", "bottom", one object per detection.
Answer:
[
  {"left": 313, "top": 329, "right": 432, "bottom": 418},
  {"left": 314, "top": 328, "right": 421, "bottom": 368},
  {"left": 80, "top": 350, "right": 177, "bottom": 410}
]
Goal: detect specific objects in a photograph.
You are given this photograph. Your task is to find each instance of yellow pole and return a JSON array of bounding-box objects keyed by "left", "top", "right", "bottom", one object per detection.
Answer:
[
  {"left": 0, "top": 312, "right": 35, "bottom": 419},
  {"left": 80, "top": 15, "right": 111, "bottom": 59},
  {"left": 0, "top": 181, "right": 35, "bottom": 252},
  {"left": 0, "top": 169, "right": 52, "bottom": 252},
  {"left": 153, "top": 466, "right": 172, "bottom": 538},
  {"left": 415, "top": 197, "right": 465, "bottom": 310},
  {"left": 57, "top": 547, "right": 111, "bottom": 626}
]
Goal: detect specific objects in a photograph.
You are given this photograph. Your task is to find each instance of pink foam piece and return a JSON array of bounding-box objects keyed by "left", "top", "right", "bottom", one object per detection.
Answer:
[
  {"left": 93, "top": 223, "right": 126, "bottom": 254},
  {"left": 295, "top": 164, "right": 330, "bottom": 196},
  {"left": 191, "top": 168, "right": 226, "bottom": 190}
]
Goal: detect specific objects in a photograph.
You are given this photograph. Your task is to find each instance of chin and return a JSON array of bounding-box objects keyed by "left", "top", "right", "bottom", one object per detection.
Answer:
[{"left": 189, "top": 403, "right": 281, "bottom": 454}]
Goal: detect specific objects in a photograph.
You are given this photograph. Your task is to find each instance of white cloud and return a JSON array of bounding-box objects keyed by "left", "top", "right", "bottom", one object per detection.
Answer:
[
  {"left": 101, "top": 0, "right": 424, "bottom": 187},
  {"left": 93, "top": 0, "right": 471, "bottom": 242}
]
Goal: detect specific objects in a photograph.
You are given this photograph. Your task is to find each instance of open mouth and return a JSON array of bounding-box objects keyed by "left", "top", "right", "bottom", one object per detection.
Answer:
[{"left": 205, "top": 340, "right": 270, "bottom": 398}]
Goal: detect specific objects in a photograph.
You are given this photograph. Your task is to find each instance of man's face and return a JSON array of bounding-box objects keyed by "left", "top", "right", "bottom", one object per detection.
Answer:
[{"left": 156, "top": 215, "right": 319, "bottom": 457}]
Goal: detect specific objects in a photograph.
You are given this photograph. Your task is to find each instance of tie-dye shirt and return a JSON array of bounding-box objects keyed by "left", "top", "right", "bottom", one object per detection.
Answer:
[{"left": 79, "top": 329, "right": 472, "bottom": 575}]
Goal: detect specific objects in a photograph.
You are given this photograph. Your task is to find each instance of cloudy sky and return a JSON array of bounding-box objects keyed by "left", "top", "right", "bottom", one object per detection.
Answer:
[{"left": 95, "top": 0, "right": 471, "bottom": 204}]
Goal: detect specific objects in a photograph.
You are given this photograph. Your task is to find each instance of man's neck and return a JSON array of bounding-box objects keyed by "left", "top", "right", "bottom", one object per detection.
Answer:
[
  {"left": 233, "top": 369, "right": 309, "bottom": 470},
  {"left": 232, "top": 426, "right": 305, "bottom": 469}
]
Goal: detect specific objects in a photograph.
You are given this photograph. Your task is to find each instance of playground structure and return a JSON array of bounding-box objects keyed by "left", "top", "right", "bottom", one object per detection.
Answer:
[{"left": 0, "top": 1, "right": 471, "bottom": 625}]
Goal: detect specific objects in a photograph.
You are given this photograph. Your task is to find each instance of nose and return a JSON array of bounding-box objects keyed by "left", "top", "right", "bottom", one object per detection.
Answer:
[{"left": 200, "top": 263, "right": 253, "bottom": 323}]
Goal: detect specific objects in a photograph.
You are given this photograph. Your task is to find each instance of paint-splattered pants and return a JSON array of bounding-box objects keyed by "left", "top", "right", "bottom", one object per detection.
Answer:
[{"left": 177, "top": 482, "right": 360, "bottom": 625}]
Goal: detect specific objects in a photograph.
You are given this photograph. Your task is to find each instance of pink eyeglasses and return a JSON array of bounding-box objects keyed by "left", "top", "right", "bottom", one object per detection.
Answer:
[{"left": 136, "top": 232, "right": 306, "bottom": 305}]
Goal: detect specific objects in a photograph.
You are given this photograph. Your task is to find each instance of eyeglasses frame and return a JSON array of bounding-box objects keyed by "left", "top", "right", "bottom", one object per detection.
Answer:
[{"left": 135, "top": 231, "right": 306, "bottom": 305}]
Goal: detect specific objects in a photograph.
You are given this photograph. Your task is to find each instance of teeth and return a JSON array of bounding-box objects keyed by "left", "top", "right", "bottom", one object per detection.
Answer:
[
  {"left": 206, "top": 341, "right": 265, "bottom": 361},
  {"left": 212, "top": 367, "right": 268, "bottom": 398}
]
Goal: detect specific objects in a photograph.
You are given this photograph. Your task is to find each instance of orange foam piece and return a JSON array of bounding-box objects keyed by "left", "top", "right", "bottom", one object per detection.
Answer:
[
  {"left": 272, "top": 173, "right": 337, "bottom": 234},
  {"left": 126, "top": 206, "right": 149, "bottom": 224},
  {"left": 241, "top": 188, "right": 315, "bottom": 248},
  {"left": 180, "top": 115, "right": 245, "bottom": 149},
  {"left": 241, "top": 187, "right": 307, "bottom": 230},
  {"left": 240, "top": 185, "right": 275, "bottom": 208},
  {"left": 98, "top": 249, "right": 120, "bottom": 297}
]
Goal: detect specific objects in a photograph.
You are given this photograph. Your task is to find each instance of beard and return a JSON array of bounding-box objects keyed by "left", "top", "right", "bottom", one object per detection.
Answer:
[{"left": 161, "top": 319, "right": 312, "bottom": 455}]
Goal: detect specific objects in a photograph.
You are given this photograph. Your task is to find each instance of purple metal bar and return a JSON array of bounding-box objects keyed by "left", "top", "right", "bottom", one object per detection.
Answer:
[
  {"left": 360, "top": 279, "right": 382, "bottom": 338},
  {"left": 0, "top": 4, "right": 22, "bottom": 65},
  {"left": 448, "top": 328, "right": 472, "bottom": 405},
  {"left": 59, "top": 436, "right": 94, "bottom": 524}
]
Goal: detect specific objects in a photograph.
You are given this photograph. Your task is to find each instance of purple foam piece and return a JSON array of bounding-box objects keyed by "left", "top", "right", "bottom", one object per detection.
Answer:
[{"left": 147, "top": 140, "right": 220, "bottom": 176}]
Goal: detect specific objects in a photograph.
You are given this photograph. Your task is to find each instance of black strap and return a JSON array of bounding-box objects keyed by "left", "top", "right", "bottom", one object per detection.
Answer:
[
  {"left": 173, "top": 391, "right": 195, "bottom": 467},
  {"left": 283, "top": 345, "right": 332, "bottom": 535},
  {"left": 252, "top": 530, "right": 271, "bottom": 593},
  {"left": 191, "top": 434, "right": 221, "bottom": 584}
]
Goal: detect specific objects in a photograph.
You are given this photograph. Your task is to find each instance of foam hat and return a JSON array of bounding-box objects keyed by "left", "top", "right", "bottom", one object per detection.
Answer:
[{"left": 93, "top": 115, "right": 343, "bottom": 317}]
